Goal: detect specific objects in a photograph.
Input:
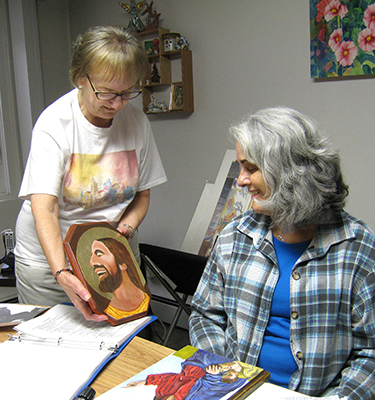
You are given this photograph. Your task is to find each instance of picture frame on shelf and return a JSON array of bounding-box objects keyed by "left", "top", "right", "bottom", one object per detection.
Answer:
[
  {"left": 144, "top": 40, "right": 155, "bottom": 55},
  {"left": 170, "top": 82, "right": 184, "bottom": 110}
]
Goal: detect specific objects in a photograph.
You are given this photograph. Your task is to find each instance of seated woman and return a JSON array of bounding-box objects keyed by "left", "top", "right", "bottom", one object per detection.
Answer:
[{"left": 189, "top": 106, "right": 375, "bottom": 399}]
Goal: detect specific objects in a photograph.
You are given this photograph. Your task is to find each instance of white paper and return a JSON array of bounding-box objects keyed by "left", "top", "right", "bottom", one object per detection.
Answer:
[
  {"left": 15, "top": 304, "right": 151, "bottom": 348},
  {"left": 0, "top": 304, "right": 48, "bottom": 327},
  {"left": 246, "top": 383, "right": 344, "bottom": 399},
  {"left": 0, "top": 339, "right": 112, "bottom": 400},
  {"left": 1, "top": 304, "right": 152, "bottom": 400}
]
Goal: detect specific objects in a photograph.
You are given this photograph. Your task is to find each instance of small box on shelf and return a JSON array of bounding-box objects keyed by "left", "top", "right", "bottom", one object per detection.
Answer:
[{"left": 170, "top": 82, "right": 184, "bottom": 111}]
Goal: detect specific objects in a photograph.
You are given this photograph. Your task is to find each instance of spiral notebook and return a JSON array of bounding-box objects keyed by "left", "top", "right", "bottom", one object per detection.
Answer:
[{"left": 0, "top": 304, "right": 155, "bottom": 400}]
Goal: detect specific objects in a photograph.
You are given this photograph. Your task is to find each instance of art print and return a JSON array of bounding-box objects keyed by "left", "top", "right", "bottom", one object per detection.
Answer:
[
  {"left": 98, "top": 346, "right": 270, "bottom": 400},
  {"left": 198, "top": 161, "right": 252, "bottom": 257},
  {"left": 310, "top": 0, "right": 375, "bottom": 77}
]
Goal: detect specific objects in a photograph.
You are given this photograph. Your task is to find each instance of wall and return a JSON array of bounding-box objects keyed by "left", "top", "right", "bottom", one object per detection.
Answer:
[
  {"left": 0, "top": 0, "right": 24, "bottom": 235},
  {"left": 38, "top": 0, "right": 375, "bottom": 250},
  {"left": 0, "top": 0, "right": 69, "bottom": 236},
  {"left": 36, "top": 0, "right": 71, "bottom": 107}
]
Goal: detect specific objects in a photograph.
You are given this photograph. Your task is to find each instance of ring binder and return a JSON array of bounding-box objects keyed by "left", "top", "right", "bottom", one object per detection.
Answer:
[
  {"left": 1, "top": 304, "right": 157, "bottom": 400},
  {"left": 8, "top": 333, "right": 128, "bottom": 351}
]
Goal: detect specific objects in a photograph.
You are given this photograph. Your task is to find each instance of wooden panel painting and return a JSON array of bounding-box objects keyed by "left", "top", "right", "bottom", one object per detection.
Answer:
[
  {"left": 310, "top": 0, "right": 375, "bottom": 78},
  {"left": 64, "top": 222, "right": 150, "bottom": 326}
]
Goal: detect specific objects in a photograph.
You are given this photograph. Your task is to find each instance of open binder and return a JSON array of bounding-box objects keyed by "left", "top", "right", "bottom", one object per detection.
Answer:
[{"left": 0, "top": 304, "right": 155, "bottom": 400}]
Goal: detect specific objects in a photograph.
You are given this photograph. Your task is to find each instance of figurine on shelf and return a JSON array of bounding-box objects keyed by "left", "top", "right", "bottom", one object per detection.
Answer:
[
  {"left": 176, "top": 35, "right": 189, "bottom": 50},
  {"left": 163, "top": 33, "right": 180, "bottom": 52},
  {"left": 150, "top": 62, "right": 161, "bottom": 83},
  {"left": 141, "top": 1, "right": 161, "bottom": 30},
  {"left": 119, "top": 1, "right": 146, "bottom": 32},
  {"left": 153, "top": 37, "right": 160, "bottom": 54},
  {"left": 147, "top": 95, "right": 168, "bottom": 113},
  {"left": 144, "top": 37, "right": 159, "bottom": 55}
]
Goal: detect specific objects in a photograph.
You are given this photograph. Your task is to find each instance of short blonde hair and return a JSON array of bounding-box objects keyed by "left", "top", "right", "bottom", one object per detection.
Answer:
[{"left": 70, "top": 26, "right": 147, "bottom": 87}]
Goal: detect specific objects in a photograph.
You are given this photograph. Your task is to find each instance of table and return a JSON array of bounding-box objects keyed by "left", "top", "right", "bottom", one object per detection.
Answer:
[
  {"left": 0, "top": 286, "right": 18, "bottom": 302},
  {"left": 90, "top": 335, "right": 174, "bottom": 396}
]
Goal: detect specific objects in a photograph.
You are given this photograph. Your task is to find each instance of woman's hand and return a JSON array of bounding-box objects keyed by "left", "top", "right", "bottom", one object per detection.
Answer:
[
  {"left": 117, "top": 189, "right": 150, "bottom": 239},
  {"left": 117, "top": 223, "right": 135, "bottom": 240},
  {"left": 31, "top": 194, "right": 107, "bottom": 322},
  {"left": 56, "top": 270, "right": 108, "bottom": 322}
]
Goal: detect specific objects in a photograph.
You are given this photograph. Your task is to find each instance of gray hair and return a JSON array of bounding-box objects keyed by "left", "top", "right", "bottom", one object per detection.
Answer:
[
  {"left": 70, "top": 26, "right": 147, "bottom": 87},
  {"left": 230, "top": 107, "right": 349, "bottom": 233}
]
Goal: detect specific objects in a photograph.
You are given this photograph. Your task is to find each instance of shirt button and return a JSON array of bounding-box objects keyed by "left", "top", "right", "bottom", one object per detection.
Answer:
[
  {"left": 291, "top": 311, "right": 299, "bottom": 319},
  {"left": 296, "top": 351, "right": 303, "bottom": 360},
  {"left": 292, "top": 271, "right": 301, "bottom": 280}
]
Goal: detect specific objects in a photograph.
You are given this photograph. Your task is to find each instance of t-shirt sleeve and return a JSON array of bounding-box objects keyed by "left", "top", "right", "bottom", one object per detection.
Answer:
[
  {"left": 18, "top": 115, "right": 70, "bottom": 200},
  {"left": 135, "top": 113, "right": 167, "bottom": 192}
]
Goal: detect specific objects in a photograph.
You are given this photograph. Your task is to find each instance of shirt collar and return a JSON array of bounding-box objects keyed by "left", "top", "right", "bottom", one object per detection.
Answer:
[{"left": 237, "top": 209, "right": 355, "bottom": 259}]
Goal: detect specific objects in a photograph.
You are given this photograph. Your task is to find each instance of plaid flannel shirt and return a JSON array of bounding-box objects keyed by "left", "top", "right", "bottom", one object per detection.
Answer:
[{"left": 189, "top": 210, "right": 375, "bottom": 399}]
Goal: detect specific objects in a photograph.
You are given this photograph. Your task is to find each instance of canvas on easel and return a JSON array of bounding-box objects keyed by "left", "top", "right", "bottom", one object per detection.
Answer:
[
  {"left": 181, "top": 150, "right": 252, "bottom": 258},
  {"left": 198, "top": 159, "right": 252, "bottom": 258},
  {"left": 63, "top": 222, "right": 151, "bottom": 326}
]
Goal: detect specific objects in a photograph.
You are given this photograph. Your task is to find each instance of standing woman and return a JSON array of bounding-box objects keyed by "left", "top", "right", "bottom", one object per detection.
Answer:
[
  {"left": 15, "top": 26, "right": 167, "bottom": 321},
  {"left": 189, "top": 107, "right": 375, "bottom": 399}
]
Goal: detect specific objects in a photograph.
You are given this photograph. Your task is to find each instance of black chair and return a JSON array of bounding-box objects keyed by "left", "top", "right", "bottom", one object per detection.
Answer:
[{"left": 140, "top": 243, "right": 207, "bottom": 346}]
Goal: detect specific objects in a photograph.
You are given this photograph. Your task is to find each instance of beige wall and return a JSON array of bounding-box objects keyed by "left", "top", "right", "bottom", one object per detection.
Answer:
[
  {"left": 37, "top": 0, "right": 375, "bottom": 250},
  {"left": 36, "top": 0, "right": 71, "bottom": 107}
]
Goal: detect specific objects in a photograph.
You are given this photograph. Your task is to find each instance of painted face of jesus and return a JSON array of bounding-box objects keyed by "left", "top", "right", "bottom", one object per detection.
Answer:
[{"left": 90, "top": 240, "right": 123, "bottom": 293}]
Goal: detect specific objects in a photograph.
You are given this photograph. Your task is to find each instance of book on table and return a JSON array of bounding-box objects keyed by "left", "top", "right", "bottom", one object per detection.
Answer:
[
  {"left": 97, "top": 345, "right": 270, "bottom": 400},
  {"left": 0, "top": 303, "right": 155, "bottom": 400}
]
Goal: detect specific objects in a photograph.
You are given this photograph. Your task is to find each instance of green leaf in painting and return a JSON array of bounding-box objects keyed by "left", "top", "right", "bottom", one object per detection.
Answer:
[{"left": 363, "top": 64, "right": 372, "bottom": 74}]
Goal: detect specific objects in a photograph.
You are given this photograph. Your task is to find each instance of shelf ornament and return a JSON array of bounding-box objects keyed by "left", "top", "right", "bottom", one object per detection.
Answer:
[
  {"left": 119, "top": 1, "right": 146, "bottom": 32},
  {"left": 150, "top": 62, "right": 161, "bottom": 83},
  {"left": 147, "top": 95, "right": 168, "bottom": 113},
  {"left": 141, "top": 1, "right": 161, "bottom": 30}
]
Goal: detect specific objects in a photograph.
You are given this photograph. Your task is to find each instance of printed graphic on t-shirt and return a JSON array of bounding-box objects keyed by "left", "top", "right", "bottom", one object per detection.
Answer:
[{"left": 63, "top": 150, "right": 138, "bottom": 209}]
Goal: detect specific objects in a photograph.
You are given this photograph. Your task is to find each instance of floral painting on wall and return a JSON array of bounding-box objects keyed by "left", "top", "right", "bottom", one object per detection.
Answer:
[{"left": 310, "top": 0, "right": 375, "bottom": 78}]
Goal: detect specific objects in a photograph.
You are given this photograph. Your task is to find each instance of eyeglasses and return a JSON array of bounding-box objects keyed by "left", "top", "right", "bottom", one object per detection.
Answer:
[{"left": 86, "top": 75, "right": 142, "bottom": 101}]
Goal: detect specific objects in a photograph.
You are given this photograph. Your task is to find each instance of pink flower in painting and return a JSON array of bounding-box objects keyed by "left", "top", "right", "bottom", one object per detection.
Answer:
[
  {"left": 324, "top": 1, "right": 348, "bottom": 21},
  {"left": 364, "top": 4, "right": 375, "bottom": 30},
  {"left": 316, "top": 0, "right": 331, "bottom": 22},
  {"left": 328, "top": 29, "right": 343, "bottom": 51},
  {"left": 335, "top": 41, "right": 358, "bottom": 66},
  {"left": 358, "top": 28, "right": 375, "bottom": 52}
]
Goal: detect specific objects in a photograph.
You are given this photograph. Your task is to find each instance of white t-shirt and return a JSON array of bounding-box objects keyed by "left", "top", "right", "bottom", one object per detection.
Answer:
[{"left": 15, "top": 89, "right": 167, "bottom": 266}]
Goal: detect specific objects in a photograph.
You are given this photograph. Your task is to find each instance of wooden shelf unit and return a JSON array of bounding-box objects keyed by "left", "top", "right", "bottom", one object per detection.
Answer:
[{"left": 139, "top": 28, "right": 194, "bottom": 114}]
